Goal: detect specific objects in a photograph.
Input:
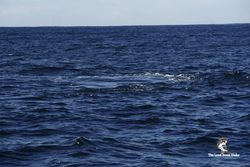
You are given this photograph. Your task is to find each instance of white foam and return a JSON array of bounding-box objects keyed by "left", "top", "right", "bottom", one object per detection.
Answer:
[{"left": 76, "top": 72, "right": 194, "bottom": 82}]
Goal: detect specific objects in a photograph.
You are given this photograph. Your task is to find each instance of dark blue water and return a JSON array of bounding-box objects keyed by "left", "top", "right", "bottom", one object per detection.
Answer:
[{"left": 1, "top": 24, "right": 250, "bottom": 167}]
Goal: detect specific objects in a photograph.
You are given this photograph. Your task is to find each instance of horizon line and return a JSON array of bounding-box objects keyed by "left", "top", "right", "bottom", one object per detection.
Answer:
[{"left": 0, "top": 22, "right": 249, "bottom": 28}]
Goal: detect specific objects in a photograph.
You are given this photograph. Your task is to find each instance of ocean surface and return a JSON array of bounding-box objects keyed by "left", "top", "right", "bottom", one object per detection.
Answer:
[{"left": 0, "top": 24, "right": 250, "bottom": 167}]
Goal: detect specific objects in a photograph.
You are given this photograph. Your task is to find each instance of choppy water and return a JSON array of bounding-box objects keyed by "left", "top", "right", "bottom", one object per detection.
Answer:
[{"left": 0, "top": 24, "right": 250, "bottom": 167}]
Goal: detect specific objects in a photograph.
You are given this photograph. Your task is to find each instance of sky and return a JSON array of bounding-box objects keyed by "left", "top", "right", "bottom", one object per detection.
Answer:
[{"left": 0, "top": 0, "right": 249, "bottom": 26}]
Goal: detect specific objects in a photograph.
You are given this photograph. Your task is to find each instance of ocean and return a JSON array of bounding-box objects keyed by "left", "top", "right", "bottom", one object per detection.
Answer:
[{"left": 0, "top": 24, "right": 249, "bottom": 166}]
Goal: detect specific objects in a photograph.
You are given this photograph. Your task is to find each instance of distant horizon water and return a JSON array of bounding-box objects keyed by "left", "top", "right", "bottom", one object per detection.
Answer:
[{"left": 1, "top": 22, "right": 250, "bottom": 28}]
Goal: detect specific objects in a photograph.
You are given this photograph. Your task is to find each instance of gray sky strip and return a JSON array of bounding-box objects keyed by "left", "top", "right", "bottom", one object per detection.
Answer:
[{"left": 0, "top": 0, "right": 249, "bottom": 26}]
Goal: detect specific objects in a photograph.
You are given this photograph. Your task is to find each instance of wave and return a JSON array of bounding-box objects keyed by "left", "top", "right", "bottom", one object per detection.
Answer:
[
  {"left": 199, "top": 70, "right": 250, "bottom": 86},
  {"left": 18, "top": 64, "right": 76, "bottom": 75}
]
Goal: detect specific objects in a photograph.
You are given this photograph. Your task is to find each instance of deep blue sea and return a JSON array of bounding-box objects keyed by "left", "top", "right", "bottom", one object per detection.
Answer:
[{"left": 0, "top": 24, "right": 250, "bottom": 167}]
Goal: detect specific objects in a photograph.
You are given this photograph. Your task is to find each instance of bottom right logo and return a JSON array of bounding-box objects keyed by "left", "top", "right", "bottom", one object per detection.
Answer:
[
  {"left": 217, "top": 137, "right": 229, "bottom": 154},
  {"left": 208, "top": 137, "right": 240, "bottom": 157}
]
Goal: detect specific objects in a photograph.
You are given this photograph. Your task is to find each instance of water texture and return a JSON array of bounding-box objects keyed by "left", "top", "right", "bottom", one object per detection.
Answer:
[{"left": 0, "top": 24, "right": 250, "bottom": 166}]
